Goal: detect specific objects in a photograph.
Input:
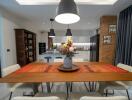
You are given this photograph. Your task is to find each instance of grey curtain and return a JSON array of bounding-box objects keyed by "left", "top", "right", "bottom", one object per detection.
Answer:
[{"left": 115, "top": 5, "right": 132, "bottom": 66}]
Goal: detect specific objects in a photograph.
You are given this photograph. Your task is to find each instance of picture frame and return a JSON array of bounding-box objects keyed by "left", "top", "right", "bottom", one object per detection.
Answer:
[
  {"left": 109, "top": 24, "right": 116, "bottom": 33},
  {"left": 103, "top": 35, "right": 112, "bottom": 45}
]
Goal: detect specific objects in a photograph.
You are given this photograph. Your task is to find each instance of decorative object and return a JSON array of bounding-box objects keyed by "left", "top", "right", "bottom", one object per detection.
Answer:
[
  {"left": 66, "top": 25, "right": 72, "bottom": 36},
  {"left": 103, "top": 35, "right": 112, "bottom": 45},
  {"left": 55, "top": 0, "right": 80, "bottom": 24},
  {"left": 60, "top": 37, "right": 76, "bottom": 69},
  {"left": 49, "top": 18, "right": 55, "bottom": 37},
  {"left": 109, "top": 24, "right": 116, "bottom": 33},
  {"left": 58, "top": 64, "right": 79, "bottom": 72}
]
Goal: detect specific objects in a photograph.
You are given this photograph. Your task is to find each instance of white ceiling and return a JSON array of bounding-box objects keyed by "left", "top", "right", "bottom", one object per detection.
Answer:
[
  {"left": 0, "top": 0, "right": 132, "bottom": 32},
  {"left": 15, "top": 0, "right": 118, "bottom": 5}
]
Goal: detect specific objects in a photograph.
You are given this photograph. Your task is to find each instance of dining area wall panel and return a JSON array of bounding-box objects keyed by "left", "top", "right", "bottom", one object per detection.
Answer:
[{"left": 99, "top": 16, "right": 117, "bottom": 64}]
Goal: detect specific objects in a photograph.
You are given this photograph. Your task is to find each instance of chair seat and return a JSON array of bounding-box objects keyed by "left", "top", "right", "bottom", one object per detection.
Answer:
[
  {"left": 9, "top": 83, "right": 34, "bottom": 92},
  {"left": 12, "top": 96, "right": 60, "bottom": 100},
  {"left": 80, "top": 96, "right": 128, "bottom": 100},
  {"left": 105, "top": 81, "right": 128, "bottom": 90}
]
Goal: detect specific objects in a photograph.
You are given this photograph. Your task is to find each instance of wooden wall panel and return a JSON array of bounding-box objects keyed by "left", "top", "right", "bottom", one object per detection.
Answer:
[
  {"left": 48, "top": 37, "right": 53, "bottom": 50},
  {"left": 99, "top": 16, "right": 117, "bottom": 64}
]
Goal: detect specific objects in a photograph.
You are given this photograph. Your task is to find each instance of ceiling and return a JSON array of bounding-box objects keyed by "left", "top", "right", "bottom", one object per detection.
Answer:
[{"left": 0, "top": 0, "right": 132, "bottom": 32}]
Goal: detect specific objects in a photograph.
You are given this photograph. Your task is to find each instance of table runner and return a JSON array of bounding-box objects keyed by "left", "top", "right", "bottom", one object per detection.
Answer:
[{"left": 15, "top": 62, "right": 128, "bottom": 74}]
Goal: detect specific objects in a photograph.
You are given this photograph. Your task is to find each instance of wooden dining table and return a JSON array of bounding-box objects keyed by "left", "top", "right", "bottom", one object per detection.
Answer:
[
  {"left": 0, "top": 61, "right": 132, "bottom": 83},
  {"left": 0, "top": 61, "right": 132, "bottom": 99}
]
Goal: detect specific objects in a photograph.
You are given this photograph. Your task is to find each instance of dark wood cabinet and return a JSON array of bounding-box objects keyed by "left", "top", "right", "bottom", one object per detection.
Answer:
[
  {"left": 15, "top": 29, "right": 36, "bottom": 66},
  {"left": 90, "top": 34, "right": 100, "bottom": 62}
]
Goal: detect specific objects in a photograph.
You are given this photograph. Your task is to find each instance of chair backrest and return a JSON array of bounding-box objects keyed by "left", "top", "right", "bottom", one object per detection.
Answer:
[
  {"left": 12, "top": 96, "right": 60, "bottom": 100},
  {"left": 117, "top": 63, "right": 132, "bottom": 72},
  {"left": 116, "top": 63, "right": 132, "bottom": 86},
  {"left": 2, "top": 64, "right": 20, "bottom": 77},
  {"left": 80, "top": 96, "right": 128, "bottom": 100}
]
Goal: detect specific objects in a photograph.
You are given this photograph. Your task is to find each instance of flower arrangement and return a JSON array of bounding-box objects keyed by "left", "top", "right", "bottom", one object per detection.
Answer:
[{"left": 60, "top": 36, "right": 76, "bottom": 57}]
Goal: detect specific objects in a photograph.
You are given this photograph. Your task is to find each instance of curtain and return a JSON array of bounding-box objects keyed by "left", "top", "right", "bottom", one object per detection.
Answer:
[{"left": 115, "top": 5, "right": 132, "bottom": 66}]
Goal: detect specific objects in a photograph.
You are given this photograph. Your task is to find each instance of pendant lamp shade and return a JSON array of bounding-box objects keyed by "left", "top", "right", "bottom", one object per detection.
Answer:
[
  {"left": 55, "top": 0, "right": 80, "bottom": 24},
  {"left": 66, "top": 29, "right": 72, "bottom": 36},
  {"left": 48, "top": 29, "right": 55, "bottom": 37},
  {"left": 48, "top": 18, "right": 55, "bottom": 37}
]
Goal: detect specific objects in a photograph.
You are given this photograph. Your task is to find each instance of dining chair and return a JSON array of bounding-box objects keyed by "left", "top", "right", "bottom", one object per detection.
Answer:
[
  {"left": 11, "top": 96, "right": 60, "bottom": 100},
  {"left": 2, "top": 64, "right": 35, "bottom": 100},
  {"left": 103, "top": 63, "right": 132, "bottom": 100},
  {"left": 80, "top": 96, "right": 128, "bottom": 100}
]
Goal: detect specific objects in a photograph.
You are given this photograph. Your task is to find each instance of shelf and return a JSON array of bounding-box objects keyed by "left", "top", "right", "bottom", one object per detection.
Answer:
[{"left": 15, "top": 29, "right": 36, "bottom": 66}]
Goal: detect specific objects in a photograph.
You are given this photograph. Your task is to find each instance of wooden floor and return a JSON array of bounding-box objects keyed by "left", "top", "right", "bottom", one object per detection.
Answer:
[{"left": 1, "top": 82, "right": 132, "bottom": 100}]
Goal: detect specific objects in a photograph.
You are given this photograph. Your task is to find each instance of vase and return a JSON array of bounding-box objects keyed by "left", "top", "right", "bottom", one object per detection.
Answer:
[{"left": 63, "top": 56, "right": 72, "bottom": 69}]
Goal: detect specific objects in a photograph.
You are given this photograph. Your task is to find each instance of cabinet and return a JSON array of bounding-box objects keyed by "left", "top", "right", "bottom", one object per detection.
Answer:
[
  {"left": 15, "top": 29, "right": 36, "bottom": 66},
  {"left": 90, "top": 34, "right": 99, "bottom": 62},
  {"left": 39, "top": 42, "right": 46, "bottom": 54}
]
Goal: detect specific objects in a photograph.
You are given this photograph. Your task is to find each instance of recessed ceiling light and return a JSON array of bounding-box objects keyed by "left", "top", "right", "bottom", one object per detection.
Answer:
[
  {"left": 15, "top": 0, "right": 118, "bottom": 5},
  {"left": 76, "top": 0, "right": 118, "bottom": 5},
  {"left": 15, "top": 0, "right": 59, "bottom": 5}
]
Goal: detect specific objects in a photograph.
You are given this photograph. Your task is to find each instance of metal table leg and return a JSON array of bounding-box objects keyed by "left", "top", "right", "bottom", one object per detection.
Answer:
[
  {"left": 70, "top": 82, "right": 73, "bottom": 92},
  {"left": 32, "top": 83, "right": 39, "bottom": 95},
  {"left": 84, "top": 82, "right": 90, "bottom": 92},
  {"left": 46, "top": 82, "right": 51, "bottom": 93},
  {"left": 66, "top": 82, "right": 71, "bottom": 100}
]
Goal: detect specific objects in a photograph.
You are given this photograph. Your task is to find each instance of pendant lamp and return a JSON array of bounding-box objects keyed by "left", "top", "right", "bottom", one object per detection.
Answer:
[
  {"left": 49, "top": 18, "right": 55, "bottom": 37},
  {"left": 66, "top": 25, "right": 72, "bottom": 36},
  {"left": 55, "top": 0, "right": 80, "bottom": 24}
]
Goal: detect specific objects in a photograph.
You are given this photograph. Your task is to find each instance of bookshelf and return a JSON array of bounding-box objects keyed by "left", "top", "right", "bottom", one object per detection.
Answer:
[{"left": 15, "top": 29, "right": 36, "bottom": 66}]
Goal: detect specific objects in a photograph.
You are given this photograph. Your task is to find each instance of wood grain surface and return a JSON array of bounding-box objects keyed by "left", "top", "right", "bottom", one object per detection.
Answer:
[{"left": 0, "top": 62, "right": 132, "bottom": 83}]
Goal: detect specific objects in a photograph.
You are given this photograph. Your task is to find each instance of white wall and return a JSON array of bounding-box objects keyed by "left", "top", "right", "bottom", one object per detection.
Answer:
[
  {"left": 2, "top": 18, "right": 19, "bottom": 67},
  {"left": 0, "top": 16, "right": 20, "bottom": 68},
  {"left": 0, "top": 8, "right": 22, "bottom": 100},
  {"left": 53, "top": 30, "right": 97, "bottom": 43},
  {"left": 0, "top": 7, "right": 23, "bottom": 67},
  {"left": 0, "top": 15, "right": 5, "bottom": 68}
]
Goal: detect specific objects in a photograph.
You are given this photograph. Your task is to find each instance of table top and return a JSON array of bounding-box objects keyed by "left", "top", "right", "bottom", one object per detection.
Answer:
[{"left": 0, "top": 62, "right": 132, "bottom": 83}]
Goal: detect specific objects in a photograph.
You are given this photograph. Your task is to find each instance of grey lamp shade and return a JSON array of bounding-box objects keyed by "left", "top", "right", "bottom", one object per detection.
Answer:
[
  {"left": 66, "top": 29, "right": 72, "bottom": 36},
  {"left": 55, "top": 0, "right": 80, "bottom": 24},
  {"left": 48, "top": 29, "right": 55, "bottom": 37}
]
